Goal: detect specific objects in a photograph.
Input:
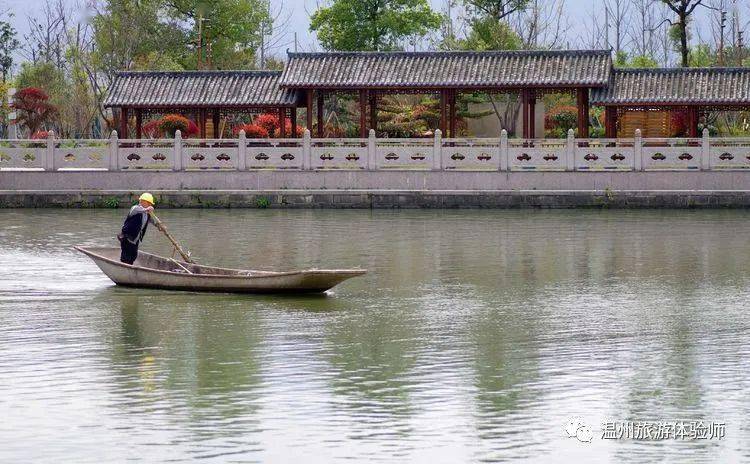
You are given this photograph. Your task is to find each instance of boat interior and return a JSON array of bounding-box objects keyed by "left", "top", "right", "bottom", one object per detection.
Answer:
[{"left": 86, "top": 247, "right": 281, "bottom": 276}]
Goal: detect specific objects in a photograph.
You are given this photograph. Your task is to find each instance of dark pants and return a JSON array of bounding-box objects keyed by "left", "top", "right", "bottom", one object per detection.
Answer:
[{"left": 120, "top": 239, "right": 139, "bottom": 264}]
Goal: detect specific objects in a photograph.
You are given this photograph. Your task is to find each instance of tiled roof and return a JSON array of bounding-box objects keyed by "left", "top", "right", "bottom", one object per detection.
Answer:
[
  {"left": 592, "top": 68, "right": 750, "bottom": 105},
  {"left": 279, "top": 50, "right": 612, "bottom": 89},
  {"left": 104, "top": 71, "right": 300, "bottom": 108}
]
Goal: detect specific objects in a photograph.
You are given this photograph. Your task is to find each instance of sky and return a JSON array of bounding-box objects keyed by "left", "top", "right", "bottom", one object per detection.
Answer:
[{"left": 1, "top": 0, "right": 745, "bottom": 65}]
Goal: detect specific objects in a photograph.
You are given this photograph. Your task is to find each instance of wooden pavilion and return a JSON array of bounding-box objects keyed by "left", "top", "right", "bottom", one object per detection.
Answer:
[
  {"left": 104, "top": 70, "right": 302, "bottom": 138},
  {"left": 278, "top": 50, "right": 613, "bottom": 138},
  {"left": 592, "top": 68, "right": 750, "bottom": 138}
]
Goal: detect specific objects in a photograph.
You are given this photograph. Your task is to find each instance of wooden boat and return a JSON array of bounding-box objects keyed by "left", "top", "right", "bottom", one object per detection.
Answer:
[{"left": 75, "top": 246, "right": 366, "bottom": 294}]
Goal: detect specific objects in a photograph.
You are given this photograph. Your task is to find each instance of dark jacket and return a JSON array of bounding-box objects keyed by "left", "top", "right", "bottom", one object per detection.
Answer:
[{"left": 120, "top": 205, "right": 152, "bottom": 244}]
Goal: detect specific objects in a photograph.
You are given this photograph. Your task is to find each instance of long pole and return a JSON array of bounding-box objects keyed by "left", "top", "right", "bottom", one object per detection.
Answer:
[{"left": 148, "top": 212, "right": 195, "bottom": 263}]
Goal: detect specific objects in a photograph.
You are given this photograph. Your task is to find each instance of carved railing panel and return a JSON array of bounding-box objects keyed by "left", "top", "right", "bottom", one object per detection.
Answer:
[
  {"left": 442, "top": 138, "right": 500, "bottom": 170},
  {"left": 575, "top": 140, "right": 635, "bottom": 171},
  {"left": 710, "top": 139, "right": 750, "bottom": 170},
  {"left": 247, "top": 139, "right": 304, "bottom": 169},
  {"left": 642, "top": 139, "right": 702, "bottom": 170},
  {"left": 54, "top": 141, "right": 110, "bottom": 170},
  {"left": 508, "top": 140, "right": 567, "bottom": 171},
  {"left": 377, "top": 138, "right": 433, "bottom": 170},
  {"left": 0, "top": 140, "right": 45, "bottom": 170},
  {"left": 311, "top": 139, "right": 367, "bottom": 169},
  {"left": 118, "top": 140, "right": 175, "bottom": 170},
  {"left": 183, "top": 140, "right": 238, "bottom": 170}
]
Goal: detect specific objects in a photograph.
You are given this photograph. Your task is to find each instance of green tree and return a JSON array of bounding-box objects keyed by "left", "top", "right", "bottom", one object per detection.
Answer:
[
  {"left": 688, "top": 43, "right": 714, "bottom": 67},
  {"left": 659, "top": 0, "right": 706, "bottom": 67},
  {"left": 310, "top": 0, "right": 442, "bottom": 51},
  {"left": 458, "top": 16, "right": 522, "bottom": 50},
  {"left": 614, "top": 51, "right": 659, "bottom": 68},
  {"left": 165, "top": 0, "right": 271, "bottom": 69},
  {"left": 0, "top": 16, "right": 18, "bottom": 82}
]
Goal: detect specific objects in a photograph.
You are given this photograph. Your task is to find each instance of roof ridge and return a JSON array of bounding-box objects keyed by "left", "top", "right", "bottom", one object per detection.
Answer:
[
  {"left": 615, "top": 67, "right": 750, "bottom": 73},
  {"left": 286, "top": 49, "right": 611, "bottom": 57},
  {"left": 115, "top": 70, "right": 283, "bottom": 76}
]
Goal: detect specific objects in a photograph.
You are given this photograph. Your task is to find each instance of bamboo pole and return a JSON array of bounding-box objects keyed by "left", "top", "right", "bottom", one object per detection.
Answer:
[{"left": 148, "top": 212, "right": 195, "bottom": 263}]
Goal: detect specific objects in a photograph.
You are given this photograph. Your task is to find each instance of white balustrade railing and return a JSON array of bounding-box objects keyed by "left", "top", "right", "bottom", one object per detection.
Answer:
[{"left": 2, "top": 128, "right": 750, "bottom": 172}]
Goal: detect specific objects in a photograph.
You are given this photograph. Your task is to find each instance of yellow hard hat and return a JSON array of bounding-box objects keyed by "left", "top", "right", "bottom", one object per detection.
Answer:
[{"left": 139, "top": 192, "right": 155, "bottom": 205}]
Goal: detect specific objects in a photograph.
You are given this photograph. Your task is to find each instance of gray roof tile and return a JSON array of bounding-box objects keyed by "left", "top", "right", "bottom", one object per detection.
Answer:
[
  {"left": 591, "top": 68, "right": 750, "bottom": 105},
  {"left": 279, "top": 50, "right": 613, "bottom": 89},
  {"left": 104, "top": 71, "right": 300, "bottom": 108}
]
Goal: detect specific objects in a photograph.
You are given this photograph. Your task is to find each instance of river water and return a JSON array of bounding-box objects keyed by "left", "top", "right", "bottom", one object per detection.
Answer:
[{"left": 1, "top": 208, "right": 749, "bottom": 463}]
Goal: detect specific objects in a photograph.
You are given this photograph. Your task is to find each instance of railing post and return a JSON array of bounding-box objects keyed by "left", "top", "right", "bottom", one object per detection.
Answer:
[
  {"left": 173, "top": 130, "right": 183, "bottom": 171},
  {"left": 368, "top": 129, "right": 377, "bottom": 170},
  {"left": 303, "top": 129, "right": 312, "bottom": 170},
  {"left": 45, "top": 130, "right": 55, "bottom": 171},
  {"left": 499, "top": 129, "right": 508, "bottom": 171},
  {"left": 432, "top": 129, "right": 442, "bottom": 171},
  {"left": 701, "top": 128, "right": 710, "bottom": 171},
  {"left": 237, "top": 130, "right": 247, "bottom": 171},
  {"left": 566, "top": 129, "right": 575, "bottom": 172},
  {"left": 109, "top": 130, "right": 119, "bottom": 171},
  {"left": 634, "top": 129, "right": 643, "bottom": 171}
]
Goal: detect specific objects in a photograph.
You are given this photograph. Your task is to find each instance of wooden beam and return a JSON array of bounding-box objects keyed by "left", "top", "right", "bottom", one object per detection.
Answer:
[
  {"left": 317, "top": 91, "right": 324, "bottom": 137},
  {"left": 439, "top": 90, "right": 447, "bottom": 135},
  {"left": 212, "top": 109, "right": 220, "bottom": 138},
  {"left": 359, "top": 90, "right": 367, "bottom": 137},
  {"left": 135, "top": 109, "right": 142, "bottom": 139},
  {"left": 199, "top": 108, "right": 207, "bottom": 138},
  {"left": 306, "top": 90, "right": 313, "bottom": 132},
  {"left": 449, "top": 90, "right": 457, "bottom": 138},
  {"left": 521, "top": 90, "right": 529, "bottom": 139},
  {"left": 605, "top": 106, "right": 618, "bottom": 138},
  {"left": 279, "top": 107, "right": 286, "bottom": 137},
  {"left": 291, "top": 107, "right": 298, "bottom": 137},
  {"left": 120, "top": 107, "right": 128, "bottom": 138},
  {"left": 688, "top": 106, "right": 699, "bottom": 137},
  {"left": 577, "top": 88, "right": 589, "bottom": 138},
  {"left": 528, "top": 90, "right": 536, "bottom": 139},
  {"left": 369, "top": 91, "right": 377, "bottom": 134}
]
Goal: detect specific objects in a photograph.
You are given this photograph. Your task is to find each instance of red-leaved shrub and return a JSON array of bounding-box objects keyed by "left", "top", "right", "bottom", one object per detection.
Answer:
[
  {"left": 13, "top": 87, "right": 57, "bottom": 136},
  {"left": 253, "top": 113, "right": 280, "bottom": 135},
  {"left": 237, "top": 123, "right": 270, "bottom": 138},
  {"left": 142, "top": 119, "right": 162, "bottom": 138},
  {"left": 31, "top": 130, "right": 49, "bottom": 139},
  {"left": 159, "top": 114, "right": 190, "bottom": 137},
  {"left": 275, "top": 121, "right": 304, "bottom": 138}
]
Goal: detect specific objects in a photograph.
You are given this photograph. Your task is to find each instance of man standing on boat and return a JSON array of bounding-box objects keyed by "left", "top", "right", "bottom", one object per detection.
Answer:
[{"left": 118, "top": 193, "right": 163, "bottom": 264}]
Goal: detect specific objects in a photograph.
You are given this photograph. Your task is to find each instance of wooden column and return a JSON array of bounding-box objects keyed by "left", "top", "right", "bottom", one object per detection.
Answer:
[
  {"left": 359, "top": 90, "right": 367, "bottom": 137},
  {"left": 577, "top": 88, "right": 589, "bottom": 138},
  {"left": 439, "top": 90, "right": 447, "bottom": 135},
  {"left": 317, "top": 91, "right": 324, "bottom": 137},
  {"left": 369, "top": 91, "right": 377, "bottom": 134},
  {"left": 199, "top": 108, "right": 207, "bottom": 138},
  {"left": 449, "top": 90, "right": 457, "bottom": 138},
  {"left": 528, "top": 90, "right": 536, "bottom": 139},
  {"left": 212, "top": 109, "right": 220, "bottom": 138},
  {"left": 291, "top": 107, "right": 298, "bottom": 137},
  {"left": 135, "top": 109, "right": 142, "bottom": 139},
  {"left": 306, "top": 90, "right": 313, "bottom": 132},
  {"left": 279, "top": 107, "right": 286, "bottom": 137},
  {"left": 688, "top": 106, "right": 699, "bottom": 137},
  {"left": 605, "top": 106, "right": 618, "bottom": 138},
  {"left": 119, "top": 107, "right": 128, "bottom": 138},
  {"left": 521, "top": 90, "right": 529, "bottom": 139}
]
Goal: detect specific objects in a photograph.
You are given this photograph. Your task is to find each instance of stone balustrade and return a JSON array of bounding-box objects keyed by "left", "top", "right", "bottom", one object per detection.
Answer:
[{"left": 1, "top": 128, "right": 749, "bottom": 172}]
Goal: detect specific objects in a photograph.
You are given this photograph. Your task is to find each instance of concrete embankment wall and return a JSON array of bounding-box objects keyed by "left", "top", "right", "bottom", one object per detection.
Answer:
[{"left": 2, "top": 171, "right": 750, "bottom": 208}]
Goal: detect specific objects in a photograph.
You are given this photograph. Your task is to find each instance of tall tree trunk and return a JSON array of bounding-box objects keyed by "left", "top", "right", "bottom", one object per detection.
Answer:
[{"left": 680, "top": 12, "right": 689, "bottom": 66}]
